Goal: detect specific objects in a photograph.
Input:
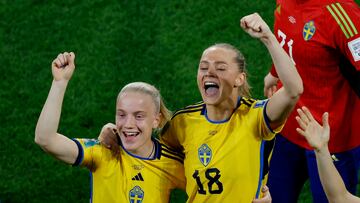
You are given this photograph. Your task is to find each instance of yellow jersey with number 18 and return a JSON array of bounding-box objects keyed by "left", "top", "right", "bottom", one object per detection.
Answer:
[{"left": 161, "top": 97, "right": 284, "bottom": 203}]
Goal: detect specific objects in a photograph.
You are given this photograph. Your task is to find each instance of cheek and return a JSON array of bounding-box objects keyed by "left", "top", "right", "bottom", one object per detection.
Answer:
[
  {"left": 138, "top": 120, "right": 154, "bottom": 131},
  {"left": 197, "top": 73, "right": 203, "bottom": 87},
  {"left": 115, "top": 118, "right": 123, "bottom": 128}
]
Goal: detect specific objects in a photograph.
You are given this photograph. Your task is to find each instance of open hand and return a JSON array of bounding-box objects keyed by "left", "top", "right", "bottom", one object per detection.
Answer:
[{"left": 296, "top": 107, "right": 330, "bottom": 152}]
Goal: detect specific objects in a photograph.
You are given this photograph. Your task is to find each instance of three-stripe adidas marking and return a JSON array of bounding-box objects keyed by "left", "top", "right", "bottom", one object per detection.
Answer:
[
  {"left": 327, "top": 3, "right": 358, "bottom": 39},
  {"left": 132, "top": 173, "right": 144, "bottom": 181}
]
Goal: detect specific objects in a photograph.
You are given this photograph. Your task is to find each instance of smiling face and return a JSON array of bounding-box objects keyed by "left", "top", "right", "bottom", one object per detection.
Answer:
[
  {"left": 197, "top": 46, "right": 245, "bottom": 106},
  {"left": 115, "top": 91, "right": 160, "bottom": 156}
]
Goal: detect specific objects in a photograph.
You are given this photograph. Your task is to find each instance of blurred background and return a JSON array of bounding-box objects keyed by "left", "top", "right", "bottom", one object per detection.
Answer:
[{"left": 1, "top": 0, "right": 359, "bottom": 202}]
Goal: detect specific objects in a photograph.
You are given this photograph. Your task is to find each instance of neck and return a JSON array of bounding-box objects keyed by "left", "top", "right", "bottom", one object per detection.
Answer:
[
  {"left": 206, "top": 96, "right": 238, "bottom": 121},
  {"left": 129, "top": 139, "right": 154, "bottom": 158}
]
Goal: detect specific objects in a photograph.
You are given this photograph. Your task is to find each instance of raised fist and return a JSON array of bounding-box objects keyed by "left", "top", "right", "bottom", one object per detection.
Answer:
[
  {"left": 240, "top": 13, "right": 272, "bottom": 40},
  {"left": 51, "top": 52, "right": 76, "bottom": 81}
]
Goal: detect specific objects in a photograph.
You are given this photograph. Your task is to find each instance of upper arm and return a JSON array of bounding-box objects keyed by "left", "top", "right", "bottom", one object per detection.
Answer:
[
  {"left": 265, "top": 88, "right": 298, "bottom": 129},
  {"left": 329, "top": 192, "right": 360, "bottom": 203},
  {"left": 39, "top": 133, "right": 79, "bottom": 165},
  {"left": 253, "top": 99, "right": 284, "bottom": 140}
]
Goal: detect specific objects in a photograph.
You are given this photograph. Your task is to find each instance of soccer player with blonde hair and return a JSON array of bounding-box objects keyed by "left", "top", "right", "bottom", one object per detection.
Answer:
[{"left": 35, "top": 52, "right": 185, "bottom": 202}]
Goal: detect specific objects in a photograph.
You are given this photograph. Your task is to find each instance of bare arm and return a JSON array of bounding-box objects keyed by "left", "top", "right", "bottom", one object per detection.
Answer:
[
  {"left": 263, "top": 72, "right": 278, "bottom": 98},
  {"left": 35, "top": 52, "right": 79, "bottom": 165},
  {"left": 240, "top": 13, "right": 303, "bottom": 128},
  {"left": 296, "top": 107, "right": 360, "bottom": 203},
  {"left": 252, "top": 185, "right": 272, "bottom": 203}
]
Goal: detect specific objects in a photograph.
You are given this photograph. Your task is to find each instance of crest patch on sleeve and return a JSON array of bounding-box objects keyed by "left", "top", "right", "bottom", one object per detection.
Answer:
[
  {"left": 254, "top": 100, "right": 267, "bottom": 108},
  {"left": 84, "top": 139, "right": 100, "bottom": 148},
  {"left": 348, "top": 37, "right": 360, "bottom": 62}
]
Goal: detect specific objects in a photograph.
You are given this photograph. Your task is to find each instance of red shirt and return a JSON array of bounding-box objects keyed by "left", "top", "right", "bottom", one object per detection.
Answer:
[{"left": 271, "top": 0, "right": 360, "bottom": 152}]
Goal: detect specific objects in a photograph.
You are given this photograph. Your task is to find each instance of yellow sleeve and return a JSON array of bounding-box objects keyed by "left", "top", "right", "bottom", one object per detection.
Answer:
[
  {"left": 72, "top": 138, "right": 103, "bottom": 171},
  {"left": 173, "top": 163, "right": 186, "bottom": 190},
  {"left": 159, "top": 141, "right": 186, "bottom": 190},
  {"left": 253, "top": 100, "right": 285, "bottom": 140},
  {"left": 160, "top": 121, "right": 183, "bottom": 152}
]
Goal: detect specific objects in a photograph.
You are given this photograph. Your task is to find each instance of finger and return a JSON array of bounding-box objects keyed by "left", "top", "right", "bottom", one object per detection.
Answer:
[
  {"left": 52, "top": 58, "right": 61, "bottom": 69},
  {"left": 113, "top": 129, "right": 122, "bottom": 145},
  {"left": 262, "top": 185, "right": 269, "bottom": 192},
  {"left": 296, "top": 127, "right": 306, "bottom": 137},
  {"left": 297, "top": 108, "right": 309, "bottom": 124},
  {"left": 252, "top": 22, "right": 262, "bottom": 32},
  {"left": 67, "top": 52, "right": 75, "bottom": 66},
  {"left": 264, "top": 87, "right": 270, "bottom": 97},
  {"left": 63, "top": 52, "right": 69, "bottom": 63},
  {"left": 295, "top": 116, "right": 307, "bottom": 131},
  {"left": 240, "top": 18, "right": 248, "bottom": 29},
  {"left": 271, "top": 85, "right": 277, "bottom": 93},
  {"left": 301, "top": 106, "right": 315, "bottom": 122},
  {"left": 58, "top": 53, "right": 65, "bottom": 66},
  {"left": 322, "top": 112, "right": 329, "bottom": 129}
]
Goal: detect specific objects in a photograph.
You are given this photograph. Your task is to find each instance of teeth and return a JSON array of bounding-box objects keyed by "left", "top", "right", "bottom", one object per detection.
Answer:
[
  {"left": 124, "top": 132, "right": 139, "bottom": 137},
  {"left": 205, "top": 82, "right": 217, "bottom": 85}
]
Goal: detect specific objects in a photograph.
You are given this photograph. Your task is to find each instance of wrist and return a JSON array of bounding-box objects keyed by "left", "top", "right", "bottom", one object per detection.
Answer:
[
  {"left": 52, "top": 79, "right": 69, "bottom": 88},
  {"left": 260, "top": 33, "right": 277, "bottom": 47},
  {"left": 315, "top": 145, "right": 330, "bottom": 156}
]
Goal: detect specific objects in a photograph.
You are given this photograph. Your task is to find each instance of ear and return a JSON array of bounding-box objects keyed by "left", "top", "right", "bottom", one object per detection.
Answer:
[
  {"left": 152, "top": 113, "right": 161, "bottom": 129},
  {"left": 234, "top": 72, "right": 246, "bottom": 87}
]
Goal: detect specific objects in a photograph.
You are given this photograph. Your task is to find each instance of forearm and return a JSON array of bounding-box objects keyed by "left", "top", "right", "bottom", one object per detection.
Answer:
[
  {"left": 262, "top": 34, "right": 303, "bottom": 98},
  {"left": 35, "top": 80, "right": 68, "bottom": 148},
  {"left": 315, "top": 147, "right": 349, "bottom": 202}
]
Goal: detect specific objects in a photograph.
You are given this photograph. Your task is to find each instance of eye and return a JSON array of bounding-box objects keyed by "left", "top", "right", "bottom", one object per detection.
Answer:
[
  {"left": 135, "top": 114, "right": 145, "bottom": 120},
  {"left": 199, "top": 62, "right": 208, "bottom": 71},
  {"left": 116, "top": 111, "right": 126, "bottom": 118},
  {"left": 216, "top": 64, "right": 227, "bottom": 71}
]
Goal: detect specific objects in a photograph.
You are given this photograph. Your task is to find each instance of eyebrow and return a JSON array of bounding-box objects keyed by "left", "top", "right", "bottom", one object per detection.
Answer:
[
  {"left": 116, "top": 109, "right": 147, "bottom": 114},
  {"left": 200, "top": 60, "right": 228, "bottom": 65}
]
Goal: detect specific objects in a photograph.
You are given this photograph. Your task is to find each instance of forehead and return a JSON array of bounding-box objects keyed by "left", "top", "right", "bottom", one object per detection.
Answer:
[
  {"left": 116, "top": 91, "right": 155, "bottom": 112},
  {"left": 201, "top": 47, "right": 237, "bottom": 63}
]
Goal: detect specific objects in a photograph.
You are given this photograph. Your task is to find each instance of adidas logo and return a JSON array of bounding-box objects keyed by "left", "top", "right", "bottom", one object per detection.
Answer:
[{"left": 132, "top": 173, "right": 144, "bottom": 181}]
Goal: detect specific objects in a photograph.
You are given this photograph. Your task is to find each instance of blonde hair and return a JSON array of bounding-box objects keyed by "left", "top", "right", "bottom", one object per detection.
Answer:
[
  {"left": 207, "top": 43, "right": 251, "bottom": 97},
  {"left": 117, "top": 82, "right": 171, "bottom": 129}
]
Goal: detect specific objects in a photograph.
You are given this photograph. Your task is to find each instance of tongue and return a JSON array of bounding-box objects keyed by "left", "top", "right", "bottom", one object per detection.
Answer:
[{"left": 206, "top": 87, "right": 219, "bottom": 96}]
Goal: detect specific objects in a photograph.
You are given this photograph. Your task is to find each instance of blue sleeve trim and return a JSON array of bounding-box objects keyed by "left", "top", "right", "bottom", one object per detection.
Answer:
[
  {"left": 72, "top": 139, "right": 84, "bottom": 166},
  {"left": 89, "top": 172, "right": 93, "bottom": 203},
  {"left": 263, "top": 100, "right": 275, "bottom": 134},
  {"left": 255, "top": 140, "right": 265, "bottom": 198}
]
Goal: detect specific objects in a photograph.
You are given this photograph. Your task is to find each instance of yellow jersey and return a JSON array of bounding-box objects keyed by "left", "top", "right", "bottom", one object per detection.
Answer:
[
  {"left": 73, "top": 138, "right": 185, "bottom": 203},
  {"left": 161, "top": 97, "right": 284, "bottom": 203}
]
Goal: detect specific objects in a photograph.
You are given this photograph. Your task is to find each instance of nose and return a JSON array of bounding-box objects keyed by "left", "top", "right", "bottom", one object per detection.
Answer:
[
  {"left": 206, "top": 64, "right": 216, "bottom": 75},
  {"left": 124, "top": 116, "right": 136, "bottom": 128}
]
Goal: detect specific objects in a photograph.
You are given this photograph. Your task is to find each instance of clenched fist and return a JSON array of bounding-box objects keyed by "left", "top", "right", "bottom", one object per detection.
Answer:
[
  {"left": 240, "top": 13, "right": 272, "bottom": 41},
  {"left": 51, "top": 52, "right": 76, "bottom": 81}
]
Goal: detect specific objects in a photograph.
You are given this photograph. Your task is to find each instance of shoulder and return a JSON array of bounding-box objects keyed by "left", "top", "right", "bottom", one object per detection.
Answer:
[
  {"left": 157, "top": 140, "right": 184, "bottom": 164},
  {"left": 171, "top": 101, "right": 205, "bottom": 120},
  {"left": 239, "top": 97, "right": 268, "bottom": 109},
  {"left": 239, "top": 97, "right": 257, "bottom": 107},
  {"left": 323, "top": 1, "right": 360, "bottom": 36},
  {"left": 235, "top": 97, "right": 268, "bottom": 119}
]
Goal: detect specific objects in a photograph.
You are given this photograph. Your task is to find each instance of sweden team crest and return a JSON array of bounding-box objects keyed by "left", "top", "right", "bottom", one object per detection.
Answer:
[
  {"left": 198, "top": 144, "right": 212, "bottom": 166},
  {"left": 129, "top": 186, "right": 144, "bottom": 203},
  {"left": 83, "top": 139, "right": 99, "bottom": 148},
  {"left": 303, "top": 20, "right": 316, "bottom": 41}
]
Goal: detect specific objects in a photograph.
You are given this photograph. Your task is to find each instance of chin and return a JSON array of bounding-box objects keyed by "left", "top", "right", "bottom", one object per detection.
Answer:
[{"left": 202, "top": 96, "right": 220, "bottom": 105}]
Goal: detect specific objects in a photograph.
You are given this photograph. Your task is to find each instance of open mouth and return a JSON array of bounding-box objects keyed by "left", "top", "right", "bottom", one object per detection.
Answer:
[
  {"left": 123, "top": 131, "right": 140, "bottom": 138},
  {"left": 204, "top": 81, "right": 219, "bottom": 96}
]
